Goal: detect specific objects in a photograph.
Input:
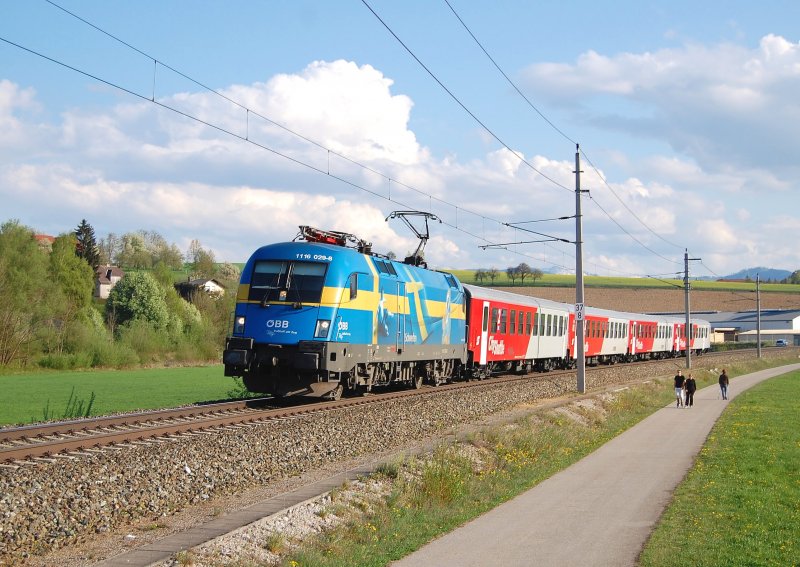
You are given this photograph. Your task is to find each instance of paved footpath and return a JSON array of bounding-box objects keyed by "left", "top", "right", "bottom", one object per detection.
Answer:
[{"left": 392, "top": 364, "right": 800, "bottom": 567}]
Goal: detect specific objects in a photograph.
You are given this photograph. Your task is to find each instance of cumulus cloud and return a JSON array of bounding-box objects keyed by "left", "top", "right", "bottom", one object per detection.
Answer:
[{"left": 521, "top": 34, "right": 800, "bottom": 174}]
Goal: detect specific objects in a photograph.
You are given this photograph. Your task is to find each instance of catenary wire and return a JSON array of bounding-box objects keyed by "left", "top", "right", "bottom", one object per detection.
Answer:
[
  {"left": 441, "top": 0, "right": 685, "bottom": 256},
  {"left": 39, "top": 0, "right": 647, "bottom": 276},
  {"left": 360, "top": 0, "right": 571, "bottom": 193},
  {"left": 0, "top": 33, "right": 577, "bottom": 271},
  {"left": 17, "top": 3, "right": 668, "bottom": 277}
]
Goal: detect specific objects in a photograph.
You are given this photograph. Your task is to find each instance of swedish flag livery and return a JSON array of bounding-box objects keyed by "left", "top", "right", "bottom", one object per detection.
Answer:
[{"left": 223, "top": 229, "right": 467, "bottom": 398}]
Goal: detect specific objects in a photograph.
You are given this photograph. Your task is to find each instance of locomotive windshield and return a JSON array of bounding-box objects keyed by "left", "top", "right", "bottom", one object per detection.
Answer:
[{"left": 249, "top": 260, "right": 327, "bottom": 304}]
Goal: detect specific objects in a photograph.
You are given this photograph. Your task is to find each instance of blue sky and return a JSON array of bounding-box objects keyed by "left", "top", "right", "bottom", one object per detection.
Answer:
[{"left": 2, "top": 0, "right": 799, "bottom": 279}]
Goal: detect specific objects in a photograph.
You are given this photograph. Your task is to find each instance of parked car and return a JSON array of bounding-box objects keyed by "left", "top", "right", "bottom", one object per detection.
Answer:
[{"left": 775, "top": 339, "right": 788, "bottom": 347}]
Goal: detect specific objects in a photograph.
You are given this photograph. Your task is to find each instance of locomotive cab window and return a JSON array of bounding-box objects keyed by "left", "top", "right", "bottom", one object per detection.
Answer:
[{"left": 249, "top": 260, "right": 327, "bottom": 304}]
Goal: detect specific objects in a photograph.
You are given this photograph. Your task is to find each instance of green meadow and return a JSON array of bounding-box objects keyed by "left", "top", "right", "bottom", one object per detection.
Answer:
[
  {"left": 640, "top": 369, "right": 800, "bottom": 566},
  {"left": 0, "top": 365, "right": 238, "bottom": 426}
]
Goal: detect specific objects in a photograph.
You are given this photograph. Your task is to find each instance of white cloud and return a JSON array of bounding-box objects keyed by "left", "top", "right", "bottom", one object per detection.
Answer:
[{"left": 521, "top": 34, "right": 800, "bottom": 173}]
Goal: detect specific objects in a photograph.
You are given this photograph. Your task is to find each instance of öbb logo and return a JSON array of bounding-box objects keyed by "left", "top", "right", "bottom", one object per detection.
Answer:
[{"left": 266, "top": 320, "right": 290, "bottom": 329}]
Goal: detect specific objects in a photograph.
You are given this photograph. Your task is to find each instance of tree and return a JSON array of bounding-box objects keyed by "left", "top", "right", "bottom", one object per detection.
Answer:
[
  {"left": 474, "top": 269, "right": 487, "bottom": 283},
  {"left": 0, "top": 220, "right": 51, "bottom": 366},
  {"left": 517, "top": 263, "right": 532, "bottom": 285},
  {"left": 155, "top": 242, "right": 184, "bottom": 270},
  {"left": 218, "top": 262, "right": 241, "bottom": 282},
  {"left": 45, "top": 234, "right": 96, "bottom": 355},
  {"left": 186, "top": 239, "right": 203, "bottom": 264},
  {"left": 106, "top": 271, "right": 169, "bottom": 331},
  {"left": 488, "top": 267, "right": 498, "bottom": 285},
  {"left": 117, "top": 232, "right": 152, "bottom": 269},
  {"left": 74, "top": 219, "right": 100, "bottom": 270},
  {"left": 50, "top": 234, "right": 94, "bottom": 310},
  {"left": 189, "top": 249, "right": 215, "bottom": 279},
  {"left": 788, "top": 270, "right": 800, "bottom": 284},
  {"left": 506, "top": 266, "right": 519, "bottom": 285},
  {"left": 531, "top": 268, "right": 544, "bottom": 285},
  {"left": 98, "top": 232, "right": 120, "bottom": 266}
]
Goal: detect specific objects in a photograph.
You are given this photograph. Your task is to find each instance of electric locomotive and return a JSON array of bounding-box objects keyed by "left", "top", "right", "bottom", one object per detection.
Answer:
[{"left": 223, "top": 225, "right": 467, "bottom": 398}]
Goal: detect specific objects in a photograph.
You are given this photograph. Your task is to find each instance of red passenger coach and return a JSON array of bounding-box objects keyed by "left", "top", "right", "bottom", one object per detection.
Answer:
[
  {"left": 461, "top": 284, "right": 711, "bottom": 379},
  {"left": 463, "top": 285, "right": 570, "bottom": 378}
]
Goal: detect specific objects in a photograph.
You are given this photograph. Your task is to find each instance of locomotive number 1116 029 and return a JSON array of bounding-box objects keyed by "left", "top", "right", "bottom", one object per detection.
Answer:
[{"left": 295, "top": 253, "right": 333, "bottom": 261}]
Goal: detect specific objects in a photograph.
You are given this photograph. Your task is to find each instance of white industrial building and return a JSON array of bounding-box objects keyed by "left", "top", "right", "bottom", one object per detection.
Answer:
[{"left": 696, "top": 309, "right": 800, "bottom": 345}]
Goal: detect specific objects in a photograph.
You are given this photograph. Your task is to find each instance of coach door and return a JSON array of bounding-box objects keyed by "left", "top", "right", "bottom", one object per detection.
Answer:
[{"left": 479, "top": 302, "right": 490, "bottom": 365}]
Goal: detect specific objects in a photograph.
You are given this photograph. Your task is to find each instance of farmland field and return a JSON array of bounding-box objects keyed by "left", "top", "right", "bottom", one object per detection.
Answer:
[{"left": 496, "top": 287, "right": 799, "bottom": 313}]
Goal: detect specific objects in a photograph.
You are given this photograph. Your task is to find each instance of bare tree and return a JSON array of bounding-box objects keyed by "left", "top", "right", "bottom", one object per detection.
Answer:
[
  {"left": 531, "top": 268, "right": 544, "bottom": 285},
  {"left": 506, "top": 266, "right": 519, "bottom": 284},
  {"left": 517, "top": 263, "right": 532, "bottom": 285},
  {"left": 488, "top": 267, "right": 498, "bottom": 285}
]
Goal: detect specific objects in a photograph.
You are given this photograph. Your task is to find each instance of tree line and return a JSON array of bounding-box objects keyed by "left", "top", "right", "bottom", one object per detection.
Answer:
[
  {"left": 473, "top": 263, "right": 545, "bottom": 286},
  {"left": 0, "top": 219, "right": 238, "bottom": 370}
]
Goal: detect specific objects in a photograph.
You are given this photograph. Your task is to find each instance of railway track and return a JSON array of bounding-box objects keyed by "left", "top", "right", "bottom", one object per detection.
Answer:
[{"left": 0, "top": 349, "right": 741, "bottom": 465}]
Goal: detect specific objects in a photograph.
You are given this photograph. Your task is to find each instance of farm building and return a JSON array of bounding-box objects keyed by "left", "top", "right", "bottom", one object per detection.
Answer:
[
  {"left": 95, "top": 265, "right": 125, "bottom": 299},
  {"left": 175, "top": 278, "right": 226, "bottom": 300}
]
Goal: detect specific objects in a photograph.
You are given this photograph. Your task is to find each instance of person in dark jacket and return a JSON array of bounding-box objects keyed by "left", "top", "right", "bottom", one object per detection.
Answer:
[
  {"left": 719, "top": 369, "right": 729, "bottom": 400},
  {"left": 674, "top": 370, "right": 686, "bottom": 408},
  {"left": 684, "top": 374, "right": 697, "bottom": 407}
]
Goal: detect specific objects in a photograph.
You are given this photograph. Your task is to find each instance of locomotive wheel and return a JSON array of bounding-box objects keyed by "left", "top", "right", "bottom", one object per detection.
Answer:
[{"left": 326, "top": 384, "right": 344, "bottom": 401}]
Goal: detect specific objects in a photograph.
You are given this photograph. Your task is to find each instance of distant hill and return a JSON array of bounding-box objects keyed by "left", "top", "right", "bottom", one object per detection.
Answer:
[{"left": 723, "top": 267, "right": 791, "bottom": 281}]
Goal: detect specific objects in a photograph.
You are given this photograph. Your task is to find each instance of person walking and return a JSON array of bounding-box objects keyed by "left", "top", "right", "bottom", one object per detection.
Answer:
[
  {"left": 719, "top": 369, "right": 730, "bottom": 400},
  {"left": 674, "top": 370, "right": 686, "bottom": 408},
  {"left": 685, "top": 373, "right": 697, "bottom": 407}
]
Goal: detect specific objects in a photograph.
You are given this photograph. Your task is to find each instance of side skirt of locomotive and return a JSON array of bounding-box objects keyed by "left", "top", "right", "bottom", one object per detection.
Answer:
[{"left": 224, "top": 336, "right": 467, "bottom": 399}]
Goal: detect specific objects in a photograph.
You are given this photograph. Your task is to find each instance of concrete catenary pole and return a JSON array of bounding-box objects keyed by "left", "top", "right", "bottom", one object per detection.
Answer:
[
  {"left": 575, "top": 145, "right": 586, "bottom": 393},
  {"left": 683, "top": 249, "right": 700, "bottom": 369},
  {"left": 756, "top": 274, "right": 762, "bottom": 358}
]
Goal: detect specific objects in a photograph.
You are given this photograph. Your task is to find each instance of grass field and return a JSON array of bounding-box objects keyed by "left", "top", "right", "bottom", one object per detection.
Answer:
[
  {"left": 444, "top": 270, "right": 800, "bottom": 293},
  {"left": 639, "top": 369, "right": 800, "bottom": 566},
  {"left": 0, "top": 365, "right": 238, "bottom": 426}
]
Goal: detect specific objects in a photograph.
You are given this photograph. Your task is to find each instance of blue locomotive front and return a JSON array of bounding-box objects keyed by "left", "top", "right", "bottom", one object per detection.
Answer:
[{"left": 223, "top": 227, "right": 467, "bottom": 398}]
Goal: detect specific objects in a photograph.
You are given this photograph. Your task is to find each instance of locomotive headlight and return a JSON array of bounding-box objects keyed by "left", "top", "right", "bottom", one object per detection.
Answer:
[
  {"left": 234, "top": 316, "right": 246, "bottom": 334},
  {"left": 314, "top": 319, "right": 331, "bottom": 338}
]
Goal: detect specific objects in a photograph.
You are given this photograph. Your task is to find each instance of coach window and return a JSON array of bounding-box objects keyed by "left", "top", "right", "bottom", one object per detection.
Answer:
[
  {"left": 526, "top": 312, "right": 532, "bottom": 335},
  {"left": 491, "top": 308, "right": 499, "bottom": 332},
  {"left": 482, "top": 306, "right": 489, "bottom": 332},
  {"left": 560, "top": 316, "right": 565, "bottom": 336},
  {"left": 510, "top": 310, "right": 517, "bottom": 335},
  {"left": 500, "top": 309, "right": 508, "bottom": 334}
]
